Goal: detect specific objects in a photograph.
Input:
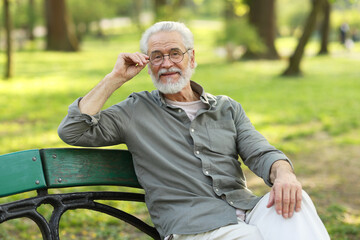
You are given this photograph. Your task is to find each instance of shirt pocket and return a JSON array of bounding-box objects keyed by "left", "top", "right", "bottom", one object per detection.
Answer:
[{"left": 206, "top": 120, "right": 237, "bottom": 155}]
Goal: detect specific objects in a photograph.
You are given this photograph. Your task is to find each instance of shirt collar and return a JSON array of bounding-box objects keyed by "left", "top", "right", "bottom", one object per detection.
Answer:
[{"left": 153, "top": 81, "right": 216, "bottom": 108}]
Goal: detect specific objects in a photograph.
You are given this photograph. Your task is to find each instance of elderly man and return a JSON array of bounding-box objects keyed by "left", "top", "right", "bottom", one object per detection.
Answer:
[{"left": 58, "top": 21, "right": 330, "bottom": 240}]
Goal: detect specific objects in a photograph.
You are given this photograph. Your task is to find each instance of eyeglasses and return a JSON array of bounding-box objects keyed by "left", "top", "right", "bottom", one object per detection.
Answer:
[{"left": 149, "top": 48, "right": 192, "bottom": 66}]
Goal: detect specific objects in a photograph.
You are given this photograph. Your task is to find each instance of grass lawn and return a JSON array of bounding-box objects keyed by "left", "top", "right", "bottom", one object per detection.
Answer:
[{"left": 1, "top": 23, "right": 359, "bottom": 239}]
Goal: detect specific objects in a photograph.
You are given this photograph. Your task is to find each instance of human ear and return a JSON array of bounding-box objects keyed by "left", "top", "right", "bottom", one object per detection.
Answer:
[{"left": 190, "top": 49, "right": 196, "bottom": 68}]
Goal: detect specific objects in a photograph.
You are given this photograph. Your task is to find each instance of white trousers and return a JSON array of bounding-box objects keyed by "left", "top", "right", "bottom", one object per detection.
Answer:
[{"left": 167, "top": 190, "right": 330, "bottom": 240}]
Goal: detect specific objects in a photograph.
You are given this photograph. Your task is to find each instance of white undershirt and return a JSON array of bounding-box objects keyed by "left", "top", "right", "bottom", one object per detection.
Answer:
[{"left": 165, "top": 99, "right": 207, "bottom": 121}]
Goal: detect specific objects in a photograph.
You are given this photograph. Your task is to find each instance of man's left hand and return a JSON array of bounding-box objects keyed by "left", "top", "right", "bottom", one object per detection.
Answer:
[{"left": 267, "top": 160, "right": 302, "bottom": 219}]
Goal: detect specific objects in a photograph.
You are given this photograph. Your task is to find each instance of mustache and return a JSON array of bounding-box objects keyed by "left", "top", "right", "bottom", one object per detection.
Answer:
[{"left": 157, "top": 67, "right": 182, "bottom": 78}]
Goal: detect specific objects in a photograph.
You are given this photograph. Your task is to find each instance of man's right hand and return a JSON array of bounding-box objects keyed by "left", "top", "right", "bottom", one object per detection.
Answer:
[
  {"left": 78, "top": 52, "right": 149, "bottom": 116},
  {"left": 109, "top": 52, "right": 150, "bottom": 87}
]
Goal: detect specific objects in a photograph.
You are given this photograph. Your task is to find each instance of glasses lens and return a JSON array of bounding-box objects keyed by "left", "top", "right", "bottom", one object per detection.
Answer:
[
  {"left": 150, "top": 51, "right": 163, "bottom": 65},
  {"left": 170, "top": 49, "right": 183, "bottom": 63}
]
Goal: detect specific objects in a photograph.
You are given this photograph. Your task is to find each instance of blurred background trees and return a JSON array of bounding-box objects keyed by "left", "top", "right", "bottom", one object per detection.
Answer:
[
  {"left": 244, "top": 0, "right": 279, "bottom": 59},
  {"left": 45, "top": 0, "right": 78, "bottom": 51},
  {"left": 1, "top": 0, "right": 360, "bottom": 78},
  {"left": 3, "top": 0, "right": 13, "bottom": 79},
  {"left": 282, "top": 0, "right": 328, "bottom": 76}
]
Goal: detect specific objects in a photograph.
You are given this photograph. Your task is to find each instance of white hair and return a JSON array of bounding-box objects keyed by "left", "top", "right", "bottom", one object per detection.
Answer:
[{"left": 140, "top": 21, "right": 194, "bottom": 54}]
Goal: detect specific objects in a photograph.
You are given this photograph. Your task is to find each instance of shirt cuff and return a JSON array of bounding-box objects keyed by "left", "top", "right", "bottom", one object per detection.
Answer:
[
  {"left": 262, "top": 154, "right": 293, "bottom": 187},
  {"left": 67, "top": 97, "right": 101, "bottom": 126}
]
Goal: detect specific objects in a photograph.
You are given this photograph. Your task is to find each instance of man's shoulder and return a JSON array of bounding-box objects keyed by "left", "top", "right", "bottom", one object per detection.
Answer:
[
  {"left": 125, "top": 90, "right": 159, "bottom": 101},
  {"left": 113, "top": 90, "right": 161, "bottom": 108},
  {"left": 207, "top": 93, "right": 238, "bottom": 105}
]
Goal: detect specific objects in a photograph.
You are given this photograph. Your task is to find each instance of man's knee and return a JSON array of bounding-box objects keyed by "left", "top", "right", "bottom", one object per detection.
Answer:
[
  {"left": 246, "top": 225, "right": 263, "bottom": 240},
  {"left": 228, "top": 223, "right": 263, "bottom": 240}
]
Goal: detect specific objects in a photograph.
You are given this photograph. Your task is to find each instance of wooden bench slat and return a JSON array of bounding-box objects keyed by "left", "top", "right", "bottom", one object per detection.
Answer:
[
  {"left": 0, "top": 149, "right": 47, "bottom": 197},
  {"left": 40, "top": 148, "right": 142, "bottom": 189}
]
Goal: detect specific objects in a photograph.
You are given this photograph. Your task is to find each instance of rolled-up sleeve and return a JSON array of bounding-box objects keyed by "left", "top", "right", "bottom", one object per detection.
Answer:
[
  {"left": 233, "top": 100, "right": 293, "bottom": 186},
  {"left": 58, "top": 96, "right": 133, "bottom": 147}
]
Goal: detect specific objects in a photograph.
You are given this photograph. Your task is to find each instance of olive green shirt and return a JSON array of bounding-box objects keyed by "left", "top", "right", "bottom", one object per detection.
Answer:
[{"left": 58, "top": 81, "right": 291, "bottom": 238}]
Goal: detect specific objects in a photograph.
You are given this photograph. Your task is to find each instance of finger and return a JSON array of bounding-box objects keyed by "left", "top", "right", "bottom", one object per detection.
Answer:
[
  {"left": 295, "top": 189, "right": 302, "bottom": 212},
  {"left": 282, "top": 186, "right": 290, "bottom": 218},
  {"left": 274, "top": 187, "right": 283, "bottom": 216},
  {"left": 122, "top": 53, "right": 143, "bottom": 66},
  {"left": 130, "top": 54, "right": 144, "bottom": 66},
  {"left": 137, "top": 52, "right": 150, "bottom": 62},
  {"left": 288, "top": 188, "right": 296, "bottom": 218},
  {"left": 266, "top": 189, "right": 275, "bottom": 208},
  {"left": 134, "top": 52, "right": 149, "bottom": 66}
]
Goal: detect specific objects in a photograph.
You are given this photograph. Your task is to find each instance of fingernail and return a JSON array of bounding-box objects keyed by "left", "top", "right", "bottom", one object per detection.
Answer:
[
  {"left": 277, "top": 210, "right": 282, "bottom": 215},
  {"left": 283, "top": 213, "right": 288, "bottom": 218}
]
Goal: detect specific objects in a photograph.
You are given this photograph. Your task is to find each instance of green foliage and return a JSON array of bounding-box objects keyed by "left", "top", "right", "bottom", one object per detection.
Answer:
[
  {"left": 67, "top": 0, "right": 133, "bottom": 25},
  {"left": 1, "top": 0, "right": 44, "bottom": 29},
  {"left": 333, "top": 0, "right": 360, "bottom": 8},
  {"left": 217, "top": 18, "right": 266, "bottom": 60},
  {"left": 277, "top": 0, "right": 311, "bottom": 37},
  {"left": 193, "top": 0, "right": 223, "bottom": 18},
  {"left": 154, "top": 4, "right": 194, "bottom": 22},
  {"left": 332, "top": 8, "right": 360, "bottom": 31}
]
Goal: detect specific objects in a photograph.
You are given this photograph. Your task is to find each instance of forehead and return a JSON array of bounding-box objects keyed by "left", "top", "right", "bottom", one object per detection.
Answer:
[{"left": 147, "top": 31, "right": 185, "bottom": 53}]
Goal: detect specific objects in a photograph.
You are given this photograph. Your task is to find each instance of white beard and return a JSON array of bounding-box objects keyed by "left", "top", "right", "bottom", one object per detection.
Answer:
[{"left": 150, "top": 64, "right": 194, "bottom": 94}]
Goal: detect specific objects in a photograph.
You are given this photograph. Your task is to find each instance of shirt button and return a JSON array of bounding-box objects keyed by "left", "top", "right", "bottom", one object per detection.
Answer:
[
  {"left": 191, "top": 128, "right": 195, "bottom": 132},
  {"left": 178, "top": 109, "right": 182, "bottom": 113},
  {"left": 205, "top": 171, "right": 209, "bottom": 175},
  {"left": 196, "top": 151, "right": 200, "bottom": 155},
  {"left": 230, "top": 201, "right": 234, "bottom": 205},
  {"left": 215, "top": 188, "right": 219, "bottom": 192}
]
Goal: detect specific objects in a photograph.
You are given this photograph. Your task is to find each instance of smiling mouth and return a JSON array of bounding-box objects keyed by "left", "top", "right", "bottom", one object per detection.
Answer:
[{"left": 160, "top": 72, "right": 180, "bottom": 77}]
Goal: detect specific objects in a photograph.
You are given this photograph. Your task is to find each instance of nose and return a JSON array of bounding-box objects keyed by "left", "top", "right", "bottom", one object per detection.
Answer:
[{"left": 161, "top": 55, "right": 174, "bottom": 68}]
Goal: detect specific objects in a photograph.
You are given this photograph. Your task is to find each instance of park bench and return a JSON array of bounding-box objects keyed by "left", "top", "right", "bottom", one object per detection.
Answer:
[{"left": 0, "top": 148, "right": 161, "bottom": 240}]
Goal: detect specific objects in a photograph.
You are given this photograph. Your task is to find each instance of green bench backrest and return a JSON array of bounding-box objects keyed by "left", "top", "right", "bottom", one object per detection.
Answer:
[
  {"left": 0, "top": 148, "right": 141, "bottom": 198},
  {"left": 0, "top": 149, "right": 47, "bottom": 197},
  {"left": 41, "top": 148, "right": 141, "bottom": 189}
]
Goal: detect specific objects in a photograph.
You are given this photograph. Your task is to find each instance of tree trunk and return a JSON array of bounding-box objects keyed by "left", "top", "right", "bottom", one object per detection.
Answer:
[
  {"left": 224, "top": 0, "right": 236, "bottom": 20},
  {"left": 223, "top": 0, "right": 237, "bottom": 62},
  {"left": 132, "top": 0, "right": 143, "bottom": 32},
  {"left": 245, "top": 0, "right": 279, "bottom": 59},
  {"left": 28, "top": 0, "right": 35, "bottom": 41},
  {"left": 4, "top": 0, "right": 13, "bottom": 79},
  {"left": 282, "top": 0, "right": 324, "bottom": 76},
  {"left": 318, "top": 0, "right": 331, "bottom": 55},
  {"left": 175, "top": 0, "right": 186, "bottom": 8},
  {"left": 45, "top": 0, "right": 79, "bottom": 51}
]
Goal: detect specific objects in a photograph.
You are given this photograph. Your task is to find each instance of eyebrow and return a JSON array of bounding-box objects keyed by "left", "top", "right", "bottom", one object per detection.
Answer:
[{"left": 150, "top": 48, "right": 182, "bottom": 54}]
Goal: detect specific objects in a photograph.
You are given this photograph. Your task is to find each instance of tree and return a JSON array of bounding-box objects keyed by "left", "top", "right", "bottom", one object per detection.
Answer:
[
  {"left": 318, "top": 0, "right": 331, "bottom": 55},
  {"left": 223, "top": 0, "right": 237, "bottom": 62},
  {"left": 4, "top": 0, "right": 13, "bottom": 79},
  {"left": 68, "top": 0, "right": 126, "bottom": 41},
  {"left": 244, "top": 0, "right": 279, "bottom": 59},
  {"left": 45, "top": 0, "right": 79, "bottom": 51},
  {"left": 27, "top": 0, "right": 35, "bottom": 40},
  {"left": 282, "top": 0, "right": 325, "bottom": 76},
  {"left": 153, "top": 0, "right": 188, "bottom": 21},
  {"left": 220, "top": 0, "right": 265, "bottom": 62},
  {"left": 132, "top": 0, "right": 144, "bottom": 32}
]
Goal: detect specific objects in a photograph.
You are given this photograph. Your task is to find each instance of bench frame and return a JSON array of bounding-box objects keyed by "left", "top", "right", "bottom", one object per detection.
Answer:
[{"left": 0, "top": 148, "right": 160, "bottom": 240}]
